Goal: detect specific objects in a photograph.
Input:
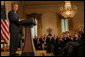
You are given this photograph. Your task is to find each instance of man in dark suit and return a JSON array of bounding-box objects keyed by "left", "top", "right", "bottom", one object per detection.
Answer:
[
  {"left": 46, "top": 35, "right": 52, "bottom": 53},
  {"left": 33, "top": 36, "right": 40, "bottom": 50},
  {"left": 8, "top": 3, "right": 23, "bottom": 56},
  {"left": 51, "top": 36, "right": 57, "bottom": 55}
]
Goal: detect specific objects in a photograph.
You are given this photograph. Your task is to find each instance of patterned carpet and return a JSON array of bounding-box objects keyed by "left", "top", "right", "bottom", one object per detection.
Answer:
[{"left": 1, "top": 50, "right": 53, "bottom": 56}]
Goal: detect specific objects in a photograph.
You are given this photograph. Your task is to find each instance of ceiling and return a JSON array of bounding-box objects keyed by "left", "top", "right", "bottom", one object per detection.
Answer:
[
  {"left": 18, "top": 1, "right": 84, "bottom": 7},
  {"left": 20, "top": 1, "right": 83, "bottom": 5}
]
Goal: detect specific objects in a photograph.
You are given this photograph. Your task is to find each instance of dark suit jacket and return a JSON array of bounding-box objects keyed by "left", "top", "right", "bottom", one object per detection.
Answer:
[
  {"left": 8, "top": 10, "right": 22, "bottom": 34},
  {"left": 46, "top": 38, "right": 52, "bottom": 46},
  {"left": 51, "top": 38, "right": 56, "bottom": 46}
]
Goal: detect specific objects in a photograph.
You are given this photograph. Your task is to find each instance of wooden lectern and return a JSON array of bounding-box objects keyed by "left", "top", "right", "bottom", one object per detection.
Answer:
[{"left": 20, "top": 17, "right": 36, "bottom": 56}]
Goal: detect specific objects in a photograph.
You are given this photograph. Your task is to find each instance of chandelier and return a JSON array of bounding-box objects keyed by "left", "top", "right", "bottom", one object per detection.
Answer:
[{"left": 58, "top": 1, "right": 77, "bottom": 18}]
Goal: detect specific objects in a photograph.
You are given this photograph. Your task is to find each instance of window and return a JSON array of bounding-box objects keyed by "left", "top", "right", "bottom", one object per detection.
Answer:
[
  {"left": 31, "top": 19, "right": 37, "bottom": 38},
  {"left": 61, "top": 19, "right": 69, "bottom": 33}
]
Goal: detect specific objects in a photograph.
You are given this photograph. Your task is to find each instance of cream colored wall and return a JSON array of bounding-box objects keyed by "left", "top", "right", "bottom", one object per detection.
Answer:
[
  {"left": 42, "top": 12, "right": 57, "bottom": 35},
  {"left": 1, "top": 1, "right": 12, "bottom": 20},
  {"left": 1, "top": 1, "right": 24, "bottom": 19},
  {"left": 72, "top": 2, "right": 84, "bottom": 31},
  {"left": 3, "top": 1, "right": 84, "bottom": 36},
  {"left": 23, "top": 4, "right": 61, "bottom": 36},
  {"left": 22, "top": 1, "right": 84, "bottom": 36},
  {"left": 23, "top": 2, "right": 83, "bottom": 36}
]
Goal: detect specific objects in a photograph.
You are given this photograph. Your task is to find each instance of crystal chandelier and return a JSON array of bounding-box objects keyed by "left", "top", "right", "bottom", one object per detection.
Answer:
[{"left": 58, "top": 1, "right": 77, "bottom": 18}]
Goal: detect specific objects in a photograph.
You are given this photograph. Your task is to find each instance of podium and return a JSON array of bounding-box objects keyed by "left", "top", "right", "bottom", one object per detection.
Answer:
[{"left": 20, "top": 17, "right": 36, "bottom": 56}]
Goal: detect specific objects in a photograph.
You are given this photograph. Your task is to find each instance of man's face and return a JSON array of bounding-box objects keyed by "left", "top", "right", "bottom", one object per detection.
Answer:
[{"left": 12, "top": 4, "right": 18, "bottom": 11}]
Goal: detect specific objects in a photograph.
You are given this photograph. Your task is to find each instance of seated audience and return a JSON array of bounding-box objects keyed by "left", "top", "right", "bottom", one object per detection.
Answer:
[{"left": 33, "top": 27, "right": 84, "bottom": 56}]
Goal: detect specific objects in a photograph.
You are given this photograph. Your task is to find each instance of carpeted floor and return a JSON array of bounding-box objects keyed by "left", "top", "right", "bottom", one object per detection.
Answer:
[{"left": 1, "top": 50, "right": 53, "bottom": 56}]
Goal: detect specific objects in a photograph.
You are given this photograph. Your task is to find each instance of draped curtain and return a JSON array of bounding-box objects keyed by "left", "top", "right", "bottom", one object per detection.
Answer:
[
  {"left": 69, "top": 18, "right": 74, "bottom": 35},
  {"left": 36, "top": 14, "right": 42, "bottom": 37},
  {"left": 56, "top": 13, "right": 62, "bottom": 36},
  {"left": 56, "top": 13, "right": 74, "bottom": 35}
]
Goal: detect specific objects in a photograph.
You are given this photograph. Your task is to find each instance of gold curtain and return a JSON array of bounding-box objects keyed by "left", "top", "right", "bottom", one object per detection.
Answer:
[
  {"left": 36, "top": 14, "right": 42, "bottom": 37},
  {"left": 69, "top": 18, "right": 74, "bottom": 35},
  {"left": 56, "top": 14, "right": 62, "bottom": 36}
]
